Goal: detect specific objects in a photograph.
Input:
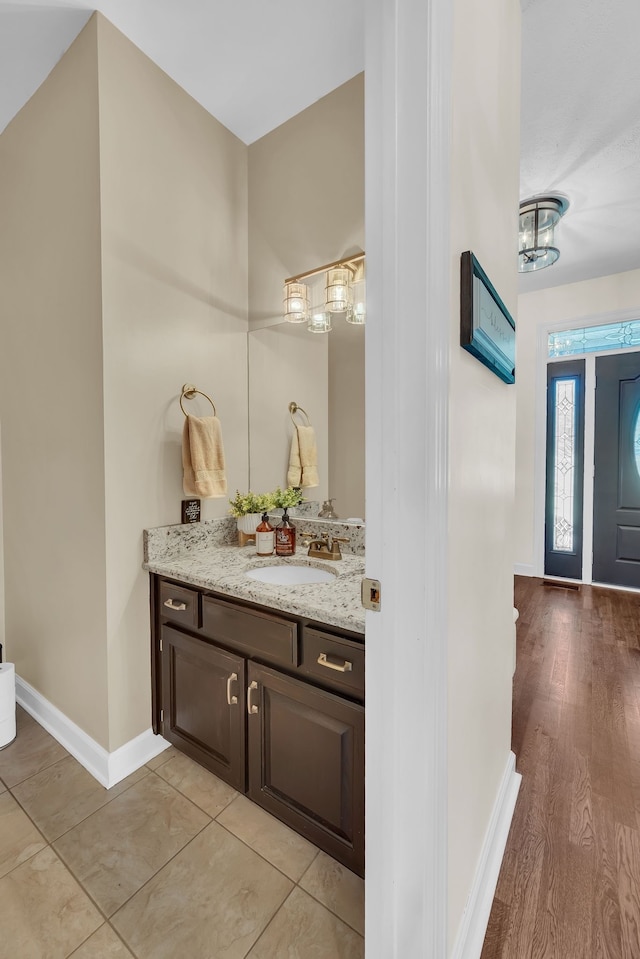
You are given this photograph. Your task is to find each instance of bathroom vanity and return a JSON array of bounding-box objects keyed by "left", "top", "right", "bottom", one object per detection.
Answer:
[{"left": 145, "top": 525, "right": 365, "bottom": 876}]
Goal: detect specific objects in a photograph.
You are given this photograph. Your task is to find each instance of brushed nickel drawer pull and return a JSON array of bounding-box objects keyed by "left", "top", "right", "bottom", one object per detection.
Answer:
[
  {"left": 226, "top": 672, "right": 238, "bottom": 706},
  {"left": 163, "top": 599, "right": 187, "bottom": 611},
  {"left": 317, "top": 652, "right": 353, "bottom": 673},
  {"left": 247, "top": 680, "right": 259, "bottom": 714}
]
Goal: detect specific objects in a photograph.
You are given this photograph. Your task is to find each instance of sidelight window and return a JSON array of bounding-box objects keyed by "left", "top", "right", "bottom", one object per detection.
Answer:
[
  {"left": 552, "top": 378, "right": 577, "bottom": 551},
  {"left": 545, "top": 359, "right": 585, "bottom": 579}
]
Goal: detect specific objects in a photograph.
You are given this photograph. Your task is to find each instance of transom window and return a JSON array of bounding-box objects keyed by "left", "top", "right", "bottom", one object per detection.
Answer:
[{"left": 548, "top": 319, "right": 640, "bottom": 358}]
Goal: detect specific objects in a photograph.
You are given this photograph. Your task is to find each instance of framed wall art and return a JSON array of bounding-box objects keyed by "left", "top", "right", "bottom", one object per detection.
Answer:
[{"left": 460, "top": 251, "right": 516, "bottom": 384}]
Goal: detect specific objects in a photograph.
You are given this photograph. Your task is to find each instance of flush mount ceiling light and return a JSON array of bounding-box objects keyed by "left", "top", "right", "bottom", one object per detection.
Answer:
[
  {"left": 518, "top": 195, "right": 569, "bottom": 273},
  {"left": 283, "top": 253, "right": 365, "bottom": 332}
]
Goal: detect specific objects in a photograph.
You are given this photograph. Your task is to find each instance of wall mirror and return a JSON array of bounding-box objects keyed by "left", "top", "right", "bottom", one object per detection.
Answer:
[
  {"left": 246, "top": 74, "right": 365, "bottom": 522},
  {"left": 247, "top": 274, "right": 365, "bottom": 521}
]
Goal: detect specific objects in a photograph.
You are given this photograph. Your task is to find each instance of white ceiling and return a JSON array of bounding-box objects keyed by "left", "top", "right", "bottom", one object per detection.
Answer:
[{"left": 1, "top": 0, "right": 638, "bottom": 294}]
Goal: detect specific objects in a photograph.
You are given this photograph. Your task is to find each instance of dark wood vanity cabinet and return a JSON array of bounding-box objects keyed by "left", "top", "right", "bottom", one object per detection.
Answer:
[
  {"left": 161, "top": 625, "right": 245, "bottom": 791},
  {"left": 151, "top": 575, "right": 364, "bottom": 876},
  {"left": 247, "top": 661, "right": 364, "bottom": 871}
]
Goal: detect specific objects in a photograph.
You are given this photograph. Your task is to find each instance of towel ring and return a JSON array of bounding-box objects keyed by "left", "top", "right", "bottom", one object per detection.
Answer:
[
  {"left": 289, "top": 401, "right": 311, "bottom": 427},
  {"left": 180, "top": 384, "right": 217, "bottom": 417}
]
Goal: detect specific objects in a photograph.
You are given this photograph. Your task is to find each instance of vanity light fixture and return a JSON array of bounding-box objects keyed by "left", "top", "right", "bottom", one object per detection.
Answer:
[
  {"left": 518, "top": 195, "right": 569, "bottom": 273},
  {"left": 283, "top": 252, "right": 365, "bottom": 332}
]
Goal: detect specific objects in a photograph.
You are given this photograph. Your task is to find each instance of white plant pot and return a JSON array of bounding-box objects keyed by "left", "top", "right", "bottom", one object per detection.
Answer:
[{"left": 236, "top": 513, "right": 262, "bottom": 535}]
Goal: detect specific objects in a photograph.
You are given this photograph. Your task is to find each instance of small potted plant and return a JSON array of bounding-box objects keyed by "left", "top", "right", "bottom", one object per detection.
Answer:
[
  {"left": 229, "top": 490, "right": 275, "bottom": 539},
  {"left": 271, "top": 486, "right": 303, "bottom": 516}
]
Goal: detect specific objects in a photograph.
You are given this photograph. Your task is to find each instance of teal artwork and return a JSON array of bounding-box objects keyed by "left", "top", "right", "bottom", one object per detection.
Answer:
[{"left": 460, "top": 252, "right": 516, "bottom": 384}]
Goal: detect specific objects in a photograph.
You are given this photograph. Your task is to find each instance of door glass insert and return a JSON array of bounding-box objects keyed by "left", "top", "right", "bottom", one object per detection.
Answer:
[
  {"left": 549, "top": 319, "right": 640, "bottom": 357},
  {"left": 552, "top": 378, "right": 577, "bottom": 552},
  {"left": 634, "top": 403, "right": 640, "bottom": 479}
]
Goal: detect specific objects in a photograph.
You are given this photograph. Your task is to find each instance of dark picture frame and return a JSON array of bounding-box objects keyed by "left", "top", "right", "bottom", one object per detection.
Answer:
[{"left": 460, "top": 251, "right": 516, "bottom": 384}]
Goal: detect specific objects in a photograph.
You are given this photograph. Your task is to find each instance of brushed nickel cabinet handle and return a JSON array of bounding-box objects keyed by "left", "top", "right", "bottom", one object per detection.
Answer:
[
  {"left": 163, "top": 599, "right": 187, "bottom": 611},
  {"left": 247, "top": 680, "right": 259, "bottom": 714},
  {"left": 226, "top": 672, "right": 238, "bottom": 706},
  {"left": 317, "top": 652, "right": 352, "bottom": 673}
]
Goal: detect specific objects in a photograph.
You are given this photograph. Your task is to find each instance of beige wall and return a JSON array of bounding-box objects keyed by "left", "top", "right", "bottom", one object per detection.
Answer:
[
  {"left": 96, "top": 16, "right": 249, "bottom": 749},
  {"left": 515, "top": 268, "right": 640, "bottom": 571},
  {"left": 0, "top": 422, "right": 4, "bottom": 655},
  {"left": 0, "top": 14, "right": 249, "bottom": 752},
  {"left": 247, "top": 76, "right": 364, "bottom": 515},
  {"left": 447, "top": 0, "right": 521, "bottom": 944},
  {"left": 248, "top": 325, "right": 328, "bottom": 500},
  {"left": 329, "top": 321, "right": 365, "bottom": 518},
  {"left": 0, "top": 17, "right": 110, "bottom": 745}
]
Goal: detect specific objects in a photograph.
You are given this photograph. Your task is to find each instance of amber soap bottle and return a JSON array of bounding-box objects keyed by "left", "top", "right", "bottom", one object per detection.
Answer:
[
  {"left": 275, "top": 508, "right": 296, "bottom": 556},
  {"left": 255, "top": 513, "right": 275, "bottom": 556}
]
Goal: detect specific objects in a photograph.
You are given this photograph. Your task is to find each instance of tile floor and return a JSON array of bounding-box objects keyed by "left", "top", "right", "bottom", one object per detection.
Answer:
[{"left": 0, "top": 708, "right": 364, "bottom": 958}]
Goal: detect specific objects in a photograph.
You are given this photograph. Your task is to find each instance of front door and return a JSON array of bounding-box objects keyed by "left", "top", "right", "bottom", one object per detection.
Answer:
[{"left": 593, "top": 352, "right": 640, "bottom": 588}]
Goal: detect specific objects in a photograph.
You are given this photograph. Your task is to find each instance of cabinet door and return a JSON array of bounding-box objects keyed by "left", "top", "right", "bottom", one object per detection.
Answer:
[
  {"left": 247, "top": 661, "right": 364, "bottom": 876},
  {"left": 162, "top": 625, "right": 245, "bottom": 791}
]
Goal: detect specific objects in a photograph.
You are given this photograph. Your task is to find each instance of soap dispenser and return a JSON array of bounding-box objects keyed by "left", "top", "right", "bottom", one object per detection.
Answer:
[
  {"left": 275, "top": 508, "right": 296, "bottom": 556},
  {"left": 255, "top": 512, "right": 275, "bottom": 557}
]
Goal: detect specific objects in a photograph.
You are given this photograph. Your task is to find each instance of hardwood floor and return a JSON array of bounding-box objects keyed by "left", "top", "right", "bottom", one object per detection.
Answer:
[{"left": 481, "top": 576, "right": 640, "bottom": 959}]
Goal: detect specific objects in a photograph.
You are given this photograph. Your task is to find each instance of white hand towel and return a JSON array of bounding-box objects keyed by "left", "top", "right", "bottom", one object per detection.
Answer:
[
  {"left": 293, "top": 424, "right": 319, "bottom": 488},
  {"left": 182, "top": 415, "right": 227, "bottom": 498}
]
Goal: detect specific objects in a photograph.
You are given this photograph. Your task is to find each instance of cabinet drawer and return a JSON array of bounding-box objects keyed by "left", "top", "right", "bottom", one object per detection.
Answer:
[
  {"left": 202, "top": 595, "right": 298, "bottom": 668},
  {"left": 300, "top": 628, "right": 364, "bottom": 700},
  {"left": 159, "top": 581, "right": 200, "bottom": 629}
]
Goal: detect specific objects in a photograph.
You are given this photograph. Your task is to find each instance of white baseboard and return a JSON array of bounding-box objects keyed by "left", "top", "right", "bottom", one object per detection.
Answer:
[
  {"left": 15, "top": 675, "right": 171, "bottom": 788},
  {"left": 450, "top": 751, "right": 522, "bottom": 959},
  {"left": 514, "top": 563, "right": 535, "bottom": 577}
]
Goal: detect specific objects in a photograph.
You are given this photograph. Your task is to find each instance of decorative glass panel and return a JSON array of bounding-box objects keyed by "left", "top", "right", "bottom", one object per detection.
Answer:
[
  {"left": 553, "top": 379, "right": 576, "bottom": 552},
  {"left": 549, "top": 320, "right": 640, "bottom": 357},
  {"left": 635, "top": 404, "right": 640, "bottom": 480}
]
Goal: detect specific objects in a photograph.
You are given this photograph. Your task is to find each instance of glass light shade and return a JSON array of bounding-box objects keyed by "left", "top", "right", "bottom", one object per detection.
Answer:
[
  {"left": 518, "top": 196, "right": 568, "bottom": 273},
  {"left": 325, "top": 268, "right": 352, "bottom": 312},
  {"left": 283, "top": 282, "right": 309, "bottom": 323},
  {"left": 307, "top": 310, "right": 332, "bottom": 333},
  {"left": 347, "top": 303, "right": 366, "bottom": 325},
  {"left": 347, "top": 278, "right": 366, "bottom": 324}
]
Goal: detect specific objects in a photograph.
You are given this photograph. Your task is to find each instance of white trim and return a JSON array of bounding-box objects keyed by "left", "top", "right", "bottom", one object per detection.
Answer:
[
  {"left": 582, "top": 354, "right": 596, "bottom": 584},
  {"left": 514, "top": 563, "right": 535, "bottom": 577},
  {"left": 15, "top": 675, "right": 170, "bottom": 788},
  {"left": 365, "top": 0, "right": 451, "bottom": 955},
  {"left": 107, "top": 727, "right": 171, "bottom": 787},
  {"left": 450, "top": 752, "right": 522, "bottom": 959}
]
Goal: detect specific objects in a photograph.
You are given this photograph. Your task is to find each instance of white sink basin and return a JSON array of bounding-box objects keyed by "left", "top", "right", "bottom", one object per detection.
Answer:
[{"left": 246, "top": 564, "right": 336, "bottom": 586}]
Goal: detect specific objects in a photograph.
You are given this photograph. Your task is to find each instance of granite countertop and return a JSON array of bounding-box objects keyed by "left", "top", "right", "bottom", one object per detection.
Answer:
[{"left": 144, "top": 543, "right": 366, "bottom": 635}]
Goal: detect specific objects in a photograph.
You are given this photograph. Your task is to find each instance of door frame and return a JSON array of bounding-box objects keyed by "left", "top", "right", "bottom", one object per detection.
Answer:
[
  {"left": 534, "top": 307, "right": 640, "bottom": 582},
  {"left": 365, "top": 0, "right": 451, "bottom": 955}
]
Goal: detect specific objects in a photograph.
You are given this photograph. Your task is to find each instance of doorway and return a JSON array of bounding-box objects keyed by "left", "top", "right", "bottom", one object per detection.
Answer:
[{"left": 544, "top": 348, "right": 640, "bottom": 589}]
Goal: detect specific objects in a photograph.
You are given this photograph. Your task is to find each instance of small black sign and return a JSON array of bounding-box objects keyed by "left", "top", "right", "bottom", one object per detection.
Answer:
[{"left": 181, "top": 499, "right": 201, "bottom": 524}]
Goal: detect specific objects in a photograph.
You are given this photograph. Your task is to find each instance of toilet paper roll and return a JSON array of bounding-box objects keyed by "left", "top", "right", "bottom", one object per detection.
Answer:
[{"left": 0, "top": 662, "right": 16, "bottom": 749}]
